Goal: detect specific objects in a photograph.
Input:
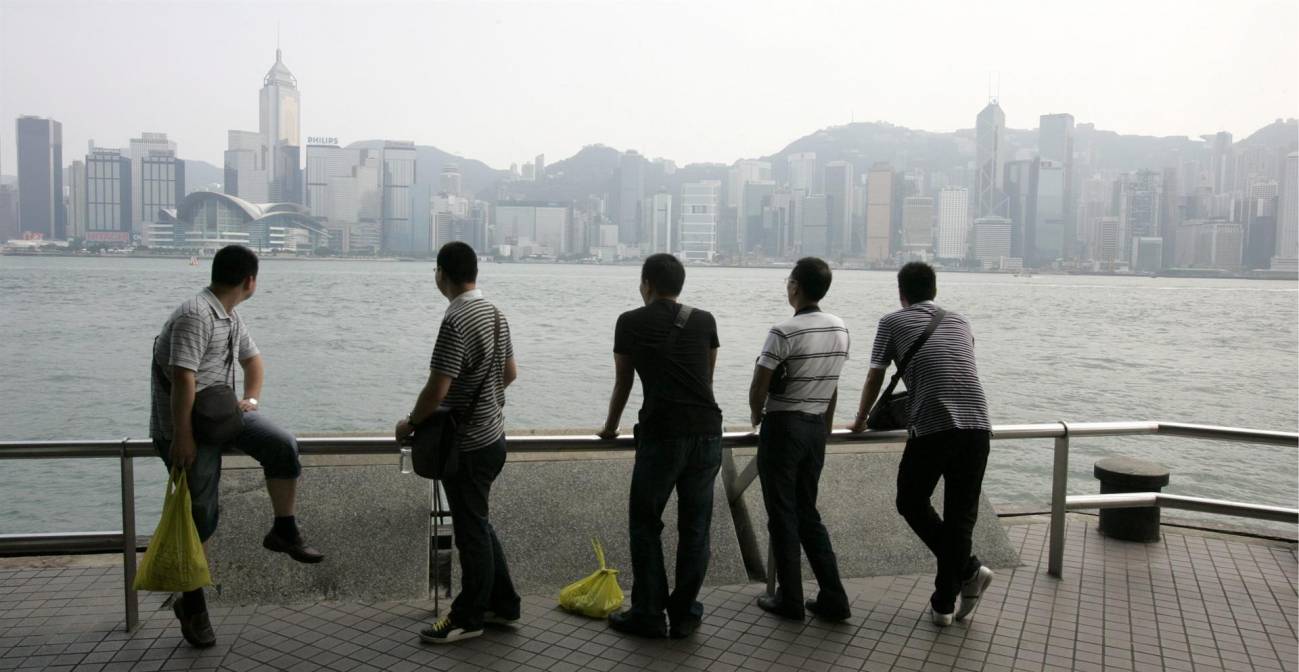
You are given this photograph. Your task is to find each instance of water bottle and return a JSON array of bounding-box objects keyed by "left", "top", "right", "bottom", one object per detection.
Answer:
[{"left": 399, "top": 445, "right": 413, "bottom": 475}]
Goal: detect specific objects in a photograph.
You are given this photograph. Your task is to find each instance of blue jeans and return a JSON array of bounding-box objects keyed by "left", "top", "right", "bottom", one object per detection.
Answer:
[
  {"left": 442, "top": 436, "right": 520, "bottom": 629},
  {"left": 757, "top": 411, "right": 849, "bottom": 612},
  {"left": 154, "top": 411, "right": 302, "bottom": 542},
  {"left": 627, "top": 433, "right": 722, "bottom": 624}
]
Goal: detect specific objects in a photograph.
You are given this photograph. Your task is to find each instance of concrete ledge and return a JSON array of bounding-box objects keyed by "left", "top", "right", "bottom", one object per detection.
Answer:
[
  {"left": 736, "top": 451, "right": 1020, "bottom": 580},
  {"left": 207, "top": 464, "right": 429, "bottom": 605},
  {"left": 490, "top": 456, "right": 750, "bottom": 596}
]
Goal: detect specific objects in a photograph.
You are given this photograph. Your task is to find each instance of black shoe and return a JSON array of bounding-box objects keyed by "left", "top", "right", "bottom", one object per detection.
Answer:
[
  {"left": 669, "top": 616, "right": 702, "bottom": 639},
  {"left": 172, "top": 597, "right": 216, "bottom": 648},
  {"left": 419, "top": 616, "right": 482, "bottom": 644},
  {"left": 263, "top": 529, "right": 325, "bottom": 564},
  {"left": 607, "top": 610, "right": 667, "bottom": 638},
  {"left": 756, "top": 594, "right": 804, "bottom": 621},
  {"left": 805, "top": 599, "right": 851, "bottom": 622}
]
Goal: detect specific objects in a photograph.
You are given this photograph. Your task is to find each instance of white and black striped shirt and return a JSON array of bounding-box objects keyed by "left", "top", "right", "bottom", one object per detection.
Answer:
[
  {"left": 150, "top": 288, "right": 259, "bottom": 440},
  {"left": 429, "top": 289, "right": 514, "bottom": 451},
  {"left": 756, "top": 307, "right": 850, "bottom": 414},
  {"left": 869, "top": 301, "right": 990, "bottom": 437}
]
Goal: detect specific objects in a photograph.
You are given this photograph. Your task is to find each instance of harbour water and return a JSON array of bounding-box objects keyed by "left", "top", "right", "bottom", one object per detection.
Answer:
[{"left": 1, "top": 256, "right": 1295, "bottom": 534}]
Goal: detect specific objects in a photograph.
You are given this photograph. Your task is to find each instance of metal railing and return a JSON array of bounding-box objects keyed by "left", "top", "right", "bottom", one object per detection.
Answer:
[{"left": 0, "top": 420, "right": 1295, "bottom": 632}]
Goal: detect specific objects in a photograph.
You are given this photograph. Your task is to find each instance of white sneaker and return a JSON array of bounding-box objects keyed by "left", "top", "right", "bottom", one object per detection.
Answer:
[
  {"left": 955, "top": 566, "right": 994, "bottom": 621},
  {"left": 930, "top": 605, "right": 954, "bottom": 627},
  {"left": 484, "top": 610, "right": 520, "bottom": 626}
]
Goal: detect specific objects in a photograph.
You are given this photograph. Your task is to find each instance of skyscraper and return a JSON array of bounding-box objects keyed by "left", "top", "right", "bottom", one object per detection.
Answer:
[
  {"left": 786, "top": 152, "right": 817, "bottom": 193},
  {"left": 138, "top": 150, "right": 185, "bottom": 244},
  {"left": 129, "top": 132, "right": 177, "bottom": 230},
  {"left": 642, "top": 191, "right": 673, "bottom": 254},
  {"left": 379, "top": 141, "right": 417, "bottom": 253},
  {"left": 534, "top": 154, "right": 545, "bottom": 182},
  {"left": 824, "top": 161, "right": 854, "bottom": 256},
  {"left": 975, "top": 101, "right": 1008, "bottom": 219},
  {"left": 936, "top": 187, "right": 970, "bottom": 260},
  {"left": 1028, "top": 159, "right": 1065, "bottom": 266},
  {"left": 902, "top": 196, "right": 934, "bottom": 257},
  {"left": 800, "top": 194, "right": 829, "bottom": 257},
  {"left": 84, "top": 145, "right": 132, "bottom": 245},
  {"left": 1004, "top": 159, "right": 1033, "bottom": 258},
  {"left": 1039, "top": 114, "right": 1075, "bottom": 256},
  {"left": 864, "top": 163, "right": 893, "bottom": 262},
  {"left": 1272, "top": 152, "right": 1298, "bottom": 271},
  {"left": 973, "top": 216, "right": 1012, "bottom": 268},
  {"left": 1116, "top": 171, "right": 1162, "bottom": 265},
  {"left": 16, "top": 116, "right": 65, "bottom": 239},
  {"left": 1208, "top": 131, "right": 1234, "bottom": 195},
  {"left": 260, "top": 49, "right": 302, "bottom": 203},
  {"left": 729, "top": 160, "right": 772, "bottom": 252},
  {"left": 741, "top": 180, "right": 775, "bottom": 255},
  {"left": 1243, "top": 181, "right": 1278, "bottom": 270},
  {"left": 439, "top": 163, "right": 463, "bottom": 196},
  {"left": 618, "top": 151, "right": 645, "bottom": 245},
  {"left": 680, "top": 181, "right": 719, "bottom": 262},
  {"left": 224, "top": 130, "right": 268, "bottom": 203},
  {"left": 65, "top": 160, "right": 85, "bottom": 240}
]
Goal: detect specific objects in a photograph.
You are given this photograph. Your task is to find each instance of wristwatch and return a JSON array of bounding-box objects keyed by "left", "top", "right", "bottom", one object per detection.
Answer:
[{"left": 246, "top": 398, "right": 259, "bottom": 408}]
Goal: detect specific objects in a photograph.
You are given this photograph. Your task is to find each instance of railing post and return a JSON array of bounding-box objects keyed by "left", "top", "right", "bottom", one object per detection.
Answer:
[
  {"left": 119, "top": 438, "right": 139, "bottom": 632},
  {"left": 1047, "top": 422, "right": 1069, "bottom": 578}
]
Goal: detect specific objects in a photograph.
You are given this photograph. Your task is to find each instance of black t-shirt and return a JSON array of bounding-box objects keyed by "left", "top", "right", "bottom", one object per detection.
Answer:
[{"left": 613, "top": 299, "right": 723, "bottom": 439}]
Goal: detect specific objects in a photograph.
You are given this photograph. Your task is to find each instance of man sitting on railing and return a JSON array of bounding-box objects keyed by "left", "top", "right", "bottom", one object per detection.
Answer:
[
  {"left": 850, "top": 261, "right": 993, "bottom": 626},
  {"left": 599, "top": 253, "right": 724, "bottom": 639},
  {"left": 149, "top": 244, "right": 323, "bottom": 649}
]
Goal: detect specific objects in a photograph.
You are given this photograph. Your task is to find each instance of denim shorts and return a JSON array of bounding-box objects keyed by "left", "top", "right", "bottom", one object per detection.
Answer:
[{"left": 153, "top": 411, "right": 301, "bottom": 542}]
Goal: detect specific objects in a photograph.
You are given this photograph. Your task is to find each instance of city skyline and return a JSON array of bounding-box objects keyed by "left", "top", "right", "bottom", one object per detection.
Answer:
[{"left": 2, "top": 0, "right": 1297, "bottom": 173}]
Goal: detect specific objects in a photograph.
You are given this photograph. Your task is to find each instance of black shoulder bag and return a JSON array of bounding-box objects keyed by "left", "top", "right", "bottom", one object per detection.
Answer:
[
  {"left": 412, "top": 308, "right": 503, "bottom": 480},
  {"left": 632, "top": 303, "right": 694, "bottom": 447},
  {"left": 865, "top": 308, "right": 946, "bottom": 431},
  {"left": 153, "top": 324, "right": 245, "bottom": 446}
]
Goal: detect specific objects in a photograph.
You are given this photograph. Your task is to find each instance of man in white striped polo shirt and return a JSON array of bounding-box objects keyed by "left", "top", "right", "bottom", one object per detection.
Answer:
[
  {"left": 748, "top": 257, "right": 852, "bottom": 622},
  {"left": 850, "top": 262, "right": 993, "bottom": 626},
  {"left": 395, "top": 242, "right": 521, "bottom": 645}
]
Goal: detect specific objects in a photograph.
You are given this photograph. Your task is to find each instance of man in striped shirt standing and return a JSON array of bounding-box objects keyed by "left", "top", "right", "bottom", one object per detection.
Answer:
[
  {"left": 396, "top": 242, "right": 521, "bottom": 645},
  {"left": 850, "top": 262, "right": 993, "bottom": 626},
  {"left": 748, "top": 257, "right": 852, "bottom": 622}
]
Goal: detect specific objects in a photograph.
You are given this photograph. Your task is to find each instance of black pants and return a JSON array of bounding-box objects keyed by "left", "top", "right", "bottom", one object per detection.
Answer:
[
  {"left": 757, "top": 412, "right": 849, "bottom": 612},
  {"left": 896, "top": 428, "right": 991, "bottom": 612},
  {"left": 627, "top": 433, "right": 722, "bottom": 624},
  {"left": 442, "top": 436, "right": 519, "bottom": 629}
]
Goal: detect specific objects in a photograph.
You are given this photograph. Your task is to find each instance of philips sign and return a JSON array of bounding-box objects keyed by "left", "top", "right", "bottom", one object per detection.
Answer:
[{"left": 307, "top": 136, "right": 339, "bottom": 146}]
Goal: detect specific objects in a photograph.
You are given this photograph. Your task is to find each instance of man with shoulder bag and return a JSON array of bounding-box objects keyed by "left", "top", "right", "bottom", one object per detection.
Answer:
[
  {"left": 849, "top": 262, "right": 994, "bottom": 627},
  {"left": 396, "top": 241, "right": 521, "bottom": 645},
  {"left": 150, "top": 244, "right": 322, "bottom": 649}
]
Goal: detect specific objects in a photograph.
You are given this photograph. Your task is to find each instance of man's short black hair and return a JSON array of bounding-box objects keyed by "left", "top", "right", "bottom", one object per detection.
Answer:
[
  {"left": 641, "top": 253, "right": 685, "bottom": 297},
  {"left": 437, "top": 241, "right": 478, "bottom": 285},
  {"left": 897, "top": 261, "right": 937, "bottom": 303},
  {"left": 791, "top": 257, "right": 832, "bottom": 302},
  {"left": 211, "top": 245, "right": 258, "bottom": 287}
]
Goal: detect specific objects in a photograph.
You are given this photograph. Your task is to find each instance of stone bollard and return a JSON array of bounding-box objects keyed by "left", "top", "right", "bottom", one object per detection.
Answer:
[{"left": 1094, "top": 456, "right": 1170, "bottom": 542}]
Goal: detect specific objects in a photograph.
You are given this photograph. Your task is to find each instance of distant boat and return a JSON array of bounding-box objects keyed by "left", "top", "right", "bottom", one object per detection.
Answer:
[{"left": 189, "top": 256, "right": 199, "bottom": 266}]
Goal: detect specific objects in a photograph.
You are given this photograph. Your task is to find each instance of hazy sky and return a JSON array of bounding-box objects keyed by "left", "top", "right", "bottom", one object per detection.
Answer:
[{"left": 2, "top": 0, "right": 1296, "bottom": 173}]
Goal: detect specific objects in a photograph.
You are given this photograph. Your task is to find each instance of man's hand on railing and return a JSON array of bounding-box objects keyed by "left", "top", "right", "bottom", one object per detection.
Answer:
[
  {"left": 597, "top": 427, "right": 619, "bottom": 441},
  {"left": 848, "top": 417, "right": 868, "bottom": 434}
]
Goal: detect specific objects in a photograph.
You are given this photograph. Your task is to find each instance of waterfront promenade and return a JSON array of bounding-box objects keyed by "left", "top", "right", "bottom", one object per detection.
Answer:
[{"left": 1, "top": 516, "right": 1294, "bottom": 672}]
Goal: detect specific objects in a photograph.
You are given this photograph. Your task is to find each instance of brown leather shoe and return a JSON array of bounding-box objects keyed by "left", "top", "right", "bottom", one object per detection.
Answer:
[
  {"left": 172, "top": 597, "right": 216, "bottom": 648},
  {"left": 263, "top": 529, "right": 325, "bottom": 563}
]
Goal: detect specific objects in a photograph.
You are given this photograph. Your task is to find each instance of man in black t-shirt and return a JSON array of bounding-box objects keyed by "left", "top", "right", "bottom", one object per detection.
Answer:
[{"left": 599, "top": 254, "right": 723, "bottom": 640}]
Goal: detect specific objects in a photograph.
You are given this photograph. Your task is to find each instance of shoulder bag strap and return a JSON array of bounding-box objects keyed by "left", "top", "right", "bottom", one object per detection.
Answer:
[
  {"left": 882, "top": 308, "right": 947, "bottom": 395},
  {"left": 658, "top": 304, "right": 694, "bottom": 354},
  {"left": 465, "top": 307, "right": 503, "bottom": 413}
]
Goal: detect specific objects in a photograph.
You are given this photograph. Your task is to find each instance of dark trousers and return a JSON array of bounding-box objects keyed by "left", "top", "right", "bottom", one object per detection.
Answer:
[
  {"left": 757, "top": 412, "right": 849, "bottom": 612},
  {"left": 896, "top": 428, "right": 991, "bottom": 612},
  {"left": 442, "top": 436, "right": 520, "bottom": 629},
  {"left": 627, "top": 433, "right": 722, "bottom": 624}
]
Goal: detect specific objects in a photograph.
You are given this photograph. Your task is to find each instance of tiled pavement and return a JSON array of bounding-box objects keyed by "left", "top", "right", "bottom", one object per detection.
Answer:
[{"left": 1, "top": 517, "right": 1295, "bottom": 672}]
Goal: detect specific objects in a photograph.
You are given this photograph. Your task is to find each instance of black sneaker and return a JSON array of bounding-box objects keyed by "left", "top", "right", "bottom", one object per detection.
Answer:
[
  {"left": 669, "top": 616, "right": 702, "bottom": 639},
  {"left": 263, "top": 529, "right": 325, "bottom": 564},
  {"left": 607, "top": 610, "right": 667, "bottom": 638},
  {"left": 756, "top": 594, "right": 804, "bottom": 621},
  {"left": 484, "top": 610, "right": 520, "bottom": 626},
  {"left": 805, "top": 599, "right": 851, "bottom": 622},
  {"left": 419, "top": 616, "right": 482, "bottom": 644},
  {"left": 172, "top": 597, "right": 216, "bottom": 648}
]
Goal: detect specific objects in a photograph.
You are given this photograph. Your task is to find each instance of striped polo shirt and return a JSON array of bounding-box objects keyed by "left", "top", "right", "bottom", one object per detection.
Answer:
[
  {"left": 429, "top": 289, "right": 514, "bottom": 451},
  {"left": 869, "top": 301, "right": 990, "bottom": 437},
  {"left": 755, "top": 307, "right": 850, "bottom": 414},
  {"left": 150, "top": 288, "right": 259, "bottom": 440}
]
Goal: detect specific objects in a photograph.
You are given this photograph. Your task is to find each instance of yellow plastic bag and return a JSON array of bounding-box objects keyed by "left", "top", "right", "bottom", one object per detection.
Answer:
[
  {"left": 558, "top": 539, "right": 624, "bottom": 618},
  {"left": 134, "top": 469, "right": 212, "bottom": 593}
]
